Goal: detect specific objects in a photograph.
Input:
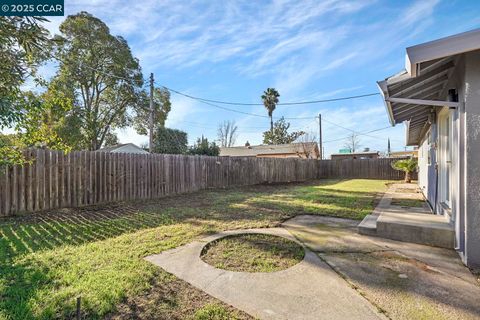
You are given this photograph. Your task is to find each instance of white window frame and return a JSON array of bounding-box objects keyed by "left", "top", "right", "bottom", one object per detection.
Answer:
[{"left": 438, "top": 108, "right": 452, "bottom": 208}]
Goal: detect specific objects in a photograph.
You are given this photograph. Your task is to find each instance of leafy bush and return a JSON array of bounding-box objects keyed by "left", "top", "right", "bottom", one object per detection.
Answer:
[{"left": 391, "top": 157, "right": 417, "bottom": 183}]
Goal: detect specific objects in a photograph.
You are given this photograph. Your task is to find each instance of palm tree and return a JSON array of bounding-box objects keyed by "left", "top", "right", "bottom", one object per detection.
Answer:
[
  {"left": 261, "top": 88, "right": 280, "bottom": 133},
  {"left": 391, "top": 157, "right": 418, "bottom": 183}
]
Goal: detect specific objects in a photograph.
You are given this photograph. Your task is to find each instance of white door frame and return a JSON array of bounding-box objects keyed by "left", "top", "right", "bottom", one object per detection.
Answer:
[{"left": 438, "top": 107, "right": 453, "bottom": 211}]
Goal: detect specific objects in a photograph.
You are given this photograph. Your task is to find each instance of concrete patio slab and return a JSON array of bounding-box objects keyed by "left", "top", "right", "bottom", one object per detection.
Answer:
[
  {"left": 145, "top": 228, "right": 385, "bottom": 320},
  {"left": 284, "top": 215, "right": 480, "bottom": 320}
]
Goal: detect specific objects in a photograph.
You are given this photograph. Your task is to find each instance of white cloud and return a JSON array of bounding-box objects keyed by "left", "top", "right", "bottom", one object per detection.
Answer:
[
  {"left": 165, "top": 95, "right": 202, "bottom": 127},
  {"left": 32, "top": 0, "right": 446, "bottom": 154},
  {"left": 116, "top": 127, "right": 148, "bottom": 147},
  {"left": 321, "top": 53, "right": 358, "bottom": 71},
  {"left": 402, "top": 0, "right": 441, "bottom": 26}
]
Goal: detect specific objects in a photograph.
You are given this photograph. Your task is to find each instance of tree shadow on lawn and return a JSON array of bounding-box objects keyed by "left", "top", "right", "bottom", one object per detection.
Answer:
[
  {"left": 0, "top": 179, "right": 386, "bottom": 319},
  {"left": 0, "top": 188, "right": 281, "bottom": 318}
]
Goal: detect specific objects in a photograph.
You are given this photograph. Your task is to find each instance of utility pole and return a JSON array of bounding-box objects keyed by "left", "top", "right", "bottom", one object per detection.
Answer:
[
  {"left": 318, "top": 113, "right": 322, "bottom": 160},
  {"left": 149, "top": 73, "right": 154, "bottom": 153}
]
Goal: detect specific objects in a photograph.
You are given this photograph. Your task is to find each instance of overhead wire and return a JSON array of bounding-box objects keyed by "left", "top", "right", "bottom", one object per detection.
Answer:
[
  {"left": 161, "top": 85, "right": 379, "bottom": 106},
  {"left": 160, "top": 84, "right": 318, "bottom": 120},
  {"left": 57, "top": 59, "right": 401, "bottom": 146},
  {"left": 323, "top": 126, "right": 395, "bottom": 143}
]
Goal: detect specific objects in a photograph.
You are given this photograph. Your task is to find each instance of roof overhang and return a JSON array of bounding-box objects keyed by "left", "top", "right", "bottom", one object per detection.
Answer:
[{"left": 378, "top": 28, "right": 480, "bottom": 146}]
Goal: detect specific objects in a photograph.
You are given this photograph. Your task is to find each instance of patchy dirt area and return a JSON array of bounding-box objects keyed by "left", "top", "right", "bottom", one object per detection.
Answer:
[
  {"left": 394, "top": 187, "right": 421, "bottom": 194},
  {"left": 283, "top": 215, "right": 480, "bottom": 320},
  {"left": 390, "top": 198, "right": 426, "bottom": 208},
  {"left": 107, "top": 271, "right": 253, "bottom": 320}
]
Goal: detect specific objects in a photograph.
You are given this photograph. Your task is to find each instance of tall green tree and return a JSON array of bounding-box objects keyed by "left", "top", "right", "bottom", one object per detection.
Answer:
[
  {"left": 0, "top": 16, "right": 50, "bottom": 129},
  {"left": 0, "top": 133, "right": 26, "bottom": 166},
  {"left": 133, "top": 87, "right": 171, "bottom": 135},
  {"left": 14, "top": 89, "right": 73, "bottom": 152},
  {"left": 103, "top": 132, "right": 119, "bottom": 147},
  {"left": 0, "top": 17, "right": 50, "bottom": 166},
  {"left": 52, "top": 12, "right": 143, "bottom": 150},
  {"left": 154, "top": 127, "right": 188, "bottom": 154},
  {"left": 188, "top": 136, "right": 219, "bottom": 156},
  {"left": 262, "top": 117, "right": 305, "bottom": 145},
  {"left": 261, "top": 88, "right": 280, "bottom": 133}
]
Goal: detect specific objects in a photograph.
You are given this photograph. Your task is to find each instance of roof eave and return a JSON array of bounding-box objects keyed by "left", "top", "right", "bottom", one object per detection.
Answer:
[
  {"left": 405, "top": 51, "right": 417, "bottom": 77},
  {"left": 377, "top": 80, "right": 395, "bottom": 126},
  {"left": 404, "top": 121, "right": 420, "bottom": 146}
]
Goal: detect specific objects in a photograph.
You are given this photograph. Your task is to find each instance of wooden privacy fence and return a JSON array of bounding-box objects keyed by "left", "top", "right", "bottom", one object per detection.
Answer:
[{"left": 0, "top": 149, "right": 411, "bottom": 216}]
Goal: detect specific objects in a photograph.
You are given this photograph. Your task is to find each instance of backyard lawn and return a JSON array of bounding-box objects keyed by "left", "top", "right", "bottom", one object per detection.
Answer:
[{"left": 0, "top": 179, "right": 389, "bottom": 320}]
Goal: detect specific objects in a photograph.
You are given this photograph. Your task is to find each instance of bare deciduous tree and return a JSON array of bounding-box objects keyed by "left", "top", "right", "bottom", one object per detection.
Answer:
[
  {"left": 344, "top": 133, "right": 361, "bottom": 153},
  {"left": 295, "top": 132, "right": 318, "bottom": 159},
  {"left": 217, "top": 120, "right": 238, "bottom": 147}
]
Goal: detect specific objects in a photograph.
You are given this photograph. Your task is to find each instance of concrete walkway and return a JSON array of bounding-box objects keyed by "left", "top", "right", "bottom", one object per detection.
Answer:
[
  {"left": 284, "top": 215, "right": 480, "bottom": 320},
  {"left": 358, "top": 183, "right": 454, "bottom": 248},
  {"left": 145, "top": 228, "right": 385, "bottom": 320}
]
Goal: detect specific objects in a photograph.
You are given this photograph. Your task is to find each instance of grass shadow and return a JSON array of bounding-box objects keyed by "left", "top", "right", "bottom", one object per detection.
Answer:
[{"left": 0, "top": 179, "right": 389, "bottom": 319}]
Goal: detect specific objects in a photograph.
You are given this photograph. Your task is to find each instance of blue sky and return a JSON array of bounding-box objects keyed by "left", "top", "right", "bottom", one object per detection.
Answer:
[{"left": 19, "top": 0, "right": 480, "bottom": 156}]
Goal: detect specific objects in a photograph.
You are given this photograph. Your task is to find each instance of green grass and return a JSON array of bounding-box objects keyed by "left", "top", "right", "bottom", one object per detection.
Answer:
[
  {"left": 0, "top": 179, "right": 389, "bottom": 319},
  {"left": 193, "top": 303, "right": 242, "bottom": 320},
  {"left": 201, "top": 234, "right": 304, "bottom": 273}
]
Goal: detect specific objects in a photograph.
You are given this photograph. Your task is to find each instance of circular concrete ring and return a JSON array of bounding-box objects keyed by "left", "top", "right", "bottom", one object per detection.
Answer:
[{"left": 200, "top": 230, "right": 305, "bottom": 273}]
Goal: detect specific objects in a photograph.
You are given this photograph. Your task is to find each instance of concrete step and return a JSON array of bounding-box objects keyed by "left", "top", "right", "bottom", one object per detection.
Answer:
[
  {"left": 358, "top": 214, "right": 378, "bottom": 236},
  {"left": 376, "top": 211, "right": 455, "bottom": 248}
]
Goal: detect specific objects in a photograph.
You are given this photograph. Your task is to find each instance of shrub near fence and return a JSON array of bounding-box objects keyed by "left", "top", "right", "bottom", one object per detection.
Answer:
[{"left": 0, "top": 149, "right": 411, "bottom": 217}]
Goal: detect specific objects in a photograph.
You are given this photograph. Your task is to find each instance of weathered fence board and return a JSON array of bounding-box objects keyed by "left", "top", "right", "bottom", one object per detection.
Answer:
[{"left": 0, "top": 149, "right": 413, "bottom": 217}]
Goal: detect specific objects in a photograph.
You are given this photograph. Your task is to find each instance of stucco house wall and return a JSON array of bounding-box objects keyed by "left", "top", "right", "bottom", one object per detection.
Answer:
[
  {"left": 414, "top": 51, "right": 480, "bottom": 267},
  {"left": 464, "top": 50, "right": 480, "bottom": 267},
  {"left": 378, "top": 29, "right": 480, "bottom": 268}
]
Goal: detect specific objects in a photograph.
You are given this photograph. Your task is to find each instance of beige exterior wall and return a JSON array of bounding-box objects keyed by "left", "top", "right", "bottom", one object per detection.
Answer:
[{"left": 463, "top": 50, "right": 480, "bottom": 267}]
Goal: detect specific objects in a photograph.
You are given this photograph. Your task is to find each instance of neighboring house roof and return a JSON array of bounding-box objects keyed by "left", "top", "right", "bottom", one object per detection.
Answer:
[
  {"left": 220, "top": 142, "right": 319, "bottom": 158},
  {"left": 377, "top": 28, "right": 480, "bottom": 145},
  {"left": 97, "top": 143, "right": 149, "bottom": 154},
  {"left": 330, "top": 151, "right": 379, "bottom": 158},
  {"left": 389, "top": 150, "right": 418, "bottom": 158}
]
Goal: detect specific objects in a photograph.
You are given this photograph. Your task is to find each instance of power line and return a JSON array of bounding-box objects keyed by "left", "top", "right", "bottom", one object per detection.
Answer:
[
  {"left": 55, "top": 56, "right": 380, "bottom": 106},
  {"left": 177, "top": 120, "right": 270, "bottom": 129},
  {"left": 320, "top": 117, "right": 405, "bottom": 143},
  {"left": 173, "top": 118, "right": 317, "bottom": 134},
  {"left": 163, "top": 85, "right": 317, "bottom": 120},
  {"left": 322, "top": 117, "right": 357, "bottom": 133},
  {"left": 159, "top": 85, "right": 379, "bottom": 106},
  {"left": 323, "top": 126, "right": 395, "bottom": 143},
  {"left": 54, "top": 59, "right": 397, "bottom": 143},
  {"left": 278, "top": 93, "right": 380, "bottom": 105},
  {"left": 53, "top": 60, "right": 375, "bottom": 122}
]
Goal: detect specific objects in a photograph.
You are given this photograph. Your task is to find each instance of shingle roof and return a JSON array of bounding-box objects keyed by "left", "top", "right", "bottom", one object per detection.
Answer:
[
  {"left": 330, "top": 151, "right": 379, "bottom": 157},
  {"left": 220, "top": 142, "right": 318, "bottom": 157},
  {"left": 97, "top": 143, "right": 148, "bottom": 154}
]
